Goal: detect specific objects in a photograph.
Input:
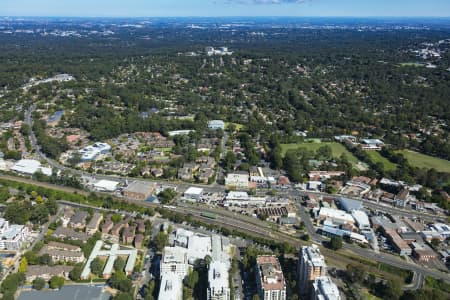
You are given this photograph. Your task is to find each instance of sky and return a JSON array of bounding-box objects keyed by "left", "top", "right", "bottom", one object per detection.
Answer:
[{"left": 1, "top": 0, "right": 450, "bottom": 18}]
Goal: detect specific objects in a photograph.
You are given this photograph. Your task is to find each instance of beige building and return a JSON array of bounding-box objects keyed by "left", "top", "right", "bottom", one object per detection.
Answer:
[{"left": 255, "top": 256, "right": 286, "bottom": 300}]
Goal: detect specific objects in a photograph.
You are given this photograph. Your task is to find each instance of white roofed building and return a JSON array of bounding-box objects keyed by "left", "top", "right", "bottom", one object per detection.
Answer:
[
  {"left": 184, "top": 187, "right": 204, "bottom": 202},
  {"left": 208, "top": 261, "right": 230, "bottom": 300},
  {"left": 93, "top": 179, "right": 119, "bottom": 192},
  {"left": 351, "top": 210, "right": 371, "bottom": 231},
  {"left": 311, "top": 276, "right": 341, "bottom": 300},
  {"left": 225, "top": 173, "right": 249, "bottom": 189},
  {"left": 160, "top": 246, "right": 189, "bottom": 279},
  {"left": 158, "top": 272, "right": 183, "bottom": 300},
  {"left": 0, "top": 218, "right": 30, "bottom": 250},
  {"left": 11, "top": 159, "right": 52, "bottom": 176},
  {"left": 316, "top": 208, "right": 355, "bottom": 226}
]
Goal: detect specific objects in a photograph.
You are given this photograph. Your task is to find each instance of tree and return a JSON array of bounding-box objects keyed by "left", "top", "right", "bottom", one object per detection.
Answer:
[
  {"left": 90, "top": 257, "right": 104, "bottom": 276},
  {"left": 69, "top": 263, "right": 83, "bottom": 281},
  {"left": 113, "top": 292, "right": 134, "bottom": 300},
  {"left": 329, "top": 236, "right": 343, "bottom": 251},
  {"left": 430, "top": 238, "right": 440, "bottom": 249},
  {"left": 154, "top": 232, "right": 168, "bottom": 252},
  {"left": 114, "top": 257, "right": 126, "bottom": 272},
  {"left": 32, "top": 277, "right": 46, "bottom": 290},
  {"left": 346, "top": 264, "right": 365, "bottom": 283},
  {"left": 49, "top": 276, "right": 65, "bottom": 289},
  {"left": 224, "top": 151, "right": 237, "bottom": 171},
  {"left": 19, "top": 257, "right": 28, "bottom": 273},
  {"left": 29, "top": 204, "right": 49, "bottom": 225},
  {"left": 384, "top": 277, "right": 404, "bottom": 300}
]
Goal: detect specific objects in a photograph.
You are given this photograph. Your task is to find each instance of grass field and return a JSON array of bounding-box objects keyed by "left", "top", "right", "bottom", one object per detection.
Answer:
[
  {"left": 280, "top": 142, "right": 359, "bottom": 165},
  {"left": 398, "top": 150, "right": 450, "bottom": 173},
  {"left": 365, "top": 151, "right": 397, "bottom": 171},
  {"left": 224, "top": 122, "right": 244, "bottom": 131},
  {"left": 398, "top": 62, "right": 425, "bottom": 67}
]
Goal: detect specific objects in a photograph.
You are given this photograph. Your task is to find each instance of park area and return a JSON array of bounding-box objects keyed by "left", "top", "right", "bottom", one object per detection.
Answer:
[
  {"left": 365, "top": 151, "right": 397, "bottom": 171},
  {"left": 280, "top": 141, "right": 359, "bottom": 165},
  {"left": 397, "top": 150, "right": 450, "bottom": 173}
]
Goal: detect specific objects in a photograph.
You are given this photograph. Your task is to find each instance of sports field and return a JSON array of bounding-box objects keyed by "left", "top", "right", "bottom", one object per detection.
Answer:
[
  {"left": 398, "top": 150, "right": 450, "bottom": 173},
  {"left": 280, "top": 142, "right": 359, "bottom": 165},
  {"left": 365, "top": 151, "right": 397, "bottom": 171}
]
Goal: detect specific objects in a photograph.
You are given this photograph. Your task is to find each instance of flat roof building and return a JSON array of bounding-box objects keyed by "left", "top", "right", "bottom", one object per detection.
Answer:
[
  {"left": 351, "top": 210, "right": 371, "bottom": 231},
  {"left": 256, "top": 256, "right": 286, "bottom": 300},
  {"left": 208, "top": 261, "right": 230, "bottom": 300},
  {"left": 11, "top": 159, "right": 52, "bottom": 176},
  {"left": 158, "top": 272, "right": 183, "bottom": 300},
  {"left": 184, "top": 187, "right": 204, "bottom": 202},
  {"left": 225, "top": 173, "right": 249, "bottom": 189},
  {"left": 123, "top": 181, "right": 156, "bottom": 201},
  {"left": 411, "top": 242, "right": 437, "bottom": 262},
  {"left": 208, "top": 120, "right": 225, "bottom": 130},
  {"left": 161, "top": 246, "right": 189, "bottom": 279},
  {"left": 93, "top": 180, "right": 119, "bottom": 192},
  {"left": 316, "top": 208, "right": 354, "bottom": 226}
]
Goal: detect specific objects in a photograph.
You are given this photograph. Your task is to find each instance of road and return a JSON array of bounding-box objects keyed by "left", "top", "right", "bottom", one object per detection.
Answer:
[{"left": 20, "top": 106, "right": 450, "bottom": 285}]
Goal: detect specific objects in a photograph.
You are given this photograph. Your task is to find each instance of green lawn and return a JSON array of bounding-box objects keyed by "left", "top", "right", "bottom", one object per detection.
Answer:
[
  {"left": 398, "top": 62, "right": 425, "bottom": 67},
  {"left": 398, "top": 150, "right": 450, "bottom": 173},
  {"left": 280, "top": 142, "right": 359, "bottom": 165},
  {"left": 365, "top": 151, "right": 397, "bottom": 171},
  {"left": 225, "top": 122, "right": 244, "bottom": 131}
]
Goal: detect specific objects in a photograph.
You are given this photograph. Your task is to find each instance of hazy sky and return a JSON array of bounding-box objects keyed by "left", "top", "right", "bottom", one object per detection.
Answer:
[{"left": 1, "top": 0, "right": 449, "bottom": 17}]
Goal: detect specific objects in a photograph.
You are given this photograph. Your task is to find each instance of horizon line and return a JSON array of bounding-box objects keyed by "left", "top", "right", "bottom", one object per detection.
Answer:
[{"left": 1, "top": 15, "right": 450, "bottom": 19}]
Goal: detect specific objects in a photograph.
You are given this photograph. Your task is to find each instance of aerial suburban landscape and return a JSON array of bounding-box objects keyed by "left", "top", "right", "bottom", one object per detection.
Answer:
[{"left": 0, "top": 1, "right": 449, "bottom": 300}]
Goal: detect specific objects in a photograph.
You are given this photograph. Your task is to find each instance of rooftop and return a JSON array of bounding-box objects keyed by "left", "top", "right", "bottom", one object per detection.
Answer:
[
  {"left": 17, "top": 285, "right": 109, "bottom": 300},
  {"left": 313, "top": 276, "right": 341, "bottom": 300},
  {"left": 124, "top": 181, "right": 155, "bottom": 195},
  {"left": 257, "top": 255, "right": 285, "bottom": 291}
]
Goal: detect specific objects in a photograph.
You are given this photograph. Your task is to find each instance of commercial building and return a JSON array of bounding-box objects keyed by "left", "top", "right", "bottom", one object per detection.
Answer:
[
  {"left": 255, "top": 256, "right": 286, "bottom": 300},
  {"left": 319, "top": 226, "right": 368, "bottom": 244},
  {"left": 384, "top": 229, "right": 412, "bottom": 256},
  {"left": 0, "top": 218, "right": 29, "bottom": 250},
  {"left": 338, "top": 197, "right": 362, "bottom": 212},
  {"left": 208, "top": 261, "right": 230, "bottom": 300},
  {"left": 411, "top": 242, "right": 437, "bottom": 262},
  {"left": 123, "top": 181, "right": 156, "bottom": 200},
  {"left": 158, "top": 272, "right": 183, "bottom": 300},
  {"left": 184, "top": 187, "right": 204, "bottom": 202},
  {"left": 81, "top": 241, "right": 137, "bottom": 280},
  {"left": 224, "top": 191, "right": 266, "bottom": 207},
  {"left": 78, "top": 142, "right": 111, "bottom": 162},
  {"left": 208, "top": 120, "right": 225, "bottom": 130},
  {"left": 11, "top": 159, "right": 52, "bottom": 176},
  {"left": 93, "top": 180, "right": 119, "bottom": 192},
  {"left": 298, "top": 246, "right": 327, "bottom": 295},
  {"left": 311, "top": 276, "right": 341, "bottom": 300},
  {"left": 316, "top": 208, "right": 354, "bottom": 226},
  {"left": 225, "top": 173, "right": 249, "bottom": 189},
  {"left": 351, "top": 210, "right": 371, "bottom": 231}
]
